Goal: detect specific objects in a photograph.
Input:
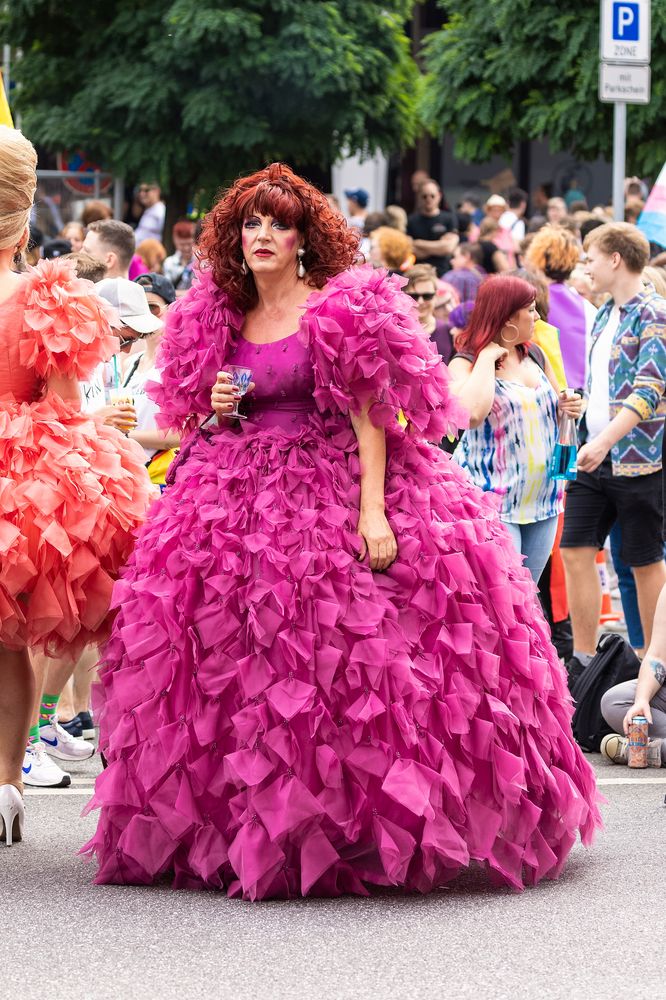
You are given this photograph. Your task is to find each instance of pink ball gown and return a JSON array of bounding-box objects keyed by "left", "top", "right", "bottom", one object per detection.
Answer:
[
  {"left": 82, "top": 265, "right": 601, "bottom": 899},
  {"left": 0, "top": 259, "right": 154, "bottom": 656}
]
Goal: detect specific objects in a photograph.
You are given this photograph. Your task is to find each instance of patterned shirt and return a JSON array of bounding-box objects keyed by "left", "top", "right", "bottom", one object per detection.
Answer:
[
  {"left": 587, "top": 289, "right": 666, "bottom": 476},
  {"left": 456, "top": 368, "right": 562, "bottom": 524}
]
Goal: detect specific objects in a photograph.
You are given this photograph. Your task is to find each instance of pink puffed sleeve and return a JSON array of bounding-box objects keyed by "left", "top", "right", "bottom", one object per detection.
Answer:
[
  {"left": 19, "top": 258, "right": 118, "bottom": 380},
  {"left": 147, "top": 269, "right": 243, "bottom": 433},
  {"left": 301, "top": 265, "right": 468, "bottom": 441}
]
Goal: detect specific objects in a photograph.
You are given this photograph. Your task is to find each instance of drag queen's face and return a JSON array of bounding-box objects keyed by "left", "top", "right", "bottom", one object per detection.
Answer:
[{"left": 241, "top": 213, "right": 303, "bottom": 278}]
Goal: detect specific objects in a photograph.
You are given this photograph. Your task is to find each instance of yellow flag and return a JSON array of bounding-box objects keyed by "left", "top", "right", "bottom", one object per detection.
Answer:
[{"left": 0, "top": 72, "right": 14, "bottom": 128}]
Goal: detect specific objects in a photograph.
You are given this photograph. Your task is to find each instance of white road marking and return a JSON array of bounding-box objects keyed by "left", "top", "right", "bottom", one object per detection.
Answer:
[
  {"left": 596, "top": 776, "right": 666, "bottom": 785},
  {"left": 25, "top": 788, "right": 94, "bottom": 796}
]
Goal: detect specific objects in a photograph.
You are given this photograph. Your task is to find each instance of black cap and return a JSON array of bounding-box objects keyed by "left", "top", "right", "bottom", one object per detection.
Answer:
[
  {"left": 133, "top": 271, "right": 176, "bottom": 305},
  {"left": 43, "top": 238, "right": 72, "bottom": 259}
]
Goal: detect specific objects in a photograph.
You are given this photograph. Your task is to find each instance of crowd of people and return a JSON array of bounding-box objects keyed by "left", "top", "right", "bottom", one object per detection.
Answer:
[{"left": 0, "top": 127, "right": 663, "bottom": 901}]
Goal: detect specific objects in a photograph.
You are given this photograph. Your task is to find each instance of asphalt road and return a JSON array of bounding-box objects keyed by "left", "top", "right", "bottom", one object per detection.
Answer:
[{"left": 2, "top": 753, "right": 664, "bottom": 1000}]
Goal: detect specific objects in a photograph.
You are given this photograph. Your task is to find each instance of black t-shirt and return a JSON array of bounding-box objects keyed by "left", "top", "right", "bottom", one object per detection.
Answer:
[{"left": 407, "top": 210, "right": 458, "bottom": 276}]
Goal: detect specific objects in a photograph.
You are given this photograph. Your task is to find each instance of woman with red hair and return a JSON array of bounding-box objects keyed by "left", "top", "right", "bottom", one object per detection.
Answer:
[
  {"left": 83, "top": 165, "right": 600, "bottom": 898},
  {"left": 449, "top": 275, "right": 582, "bottom": 582}
]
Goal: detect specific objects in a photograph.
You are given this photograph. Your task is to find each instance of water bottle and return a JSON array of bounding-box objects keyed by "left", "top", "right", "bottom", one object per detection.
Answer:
[{"left": 550, "top": 389, "right": 579, "bottom": 481}]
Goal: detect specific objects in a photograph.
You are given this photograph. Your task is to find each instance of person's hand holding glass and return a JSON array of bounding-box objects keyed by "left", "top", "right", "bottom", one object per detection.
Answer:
[{"left": 211, "top": 367, "right": 255, "bottom": 422}]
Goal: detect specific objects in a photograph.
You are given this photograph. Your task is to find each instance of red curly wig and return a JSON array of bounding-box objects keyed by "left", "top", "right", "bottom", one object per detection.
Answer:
[{"left": 197, "top": 163, "right": 361, "bottom": 311}]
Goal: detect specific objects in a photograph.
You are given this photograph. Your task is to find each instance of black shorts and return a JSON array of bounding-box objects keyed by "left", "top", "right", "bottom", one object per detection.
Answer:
[{"left": 561, "top": 458, "right": 665, "bottom": 567}]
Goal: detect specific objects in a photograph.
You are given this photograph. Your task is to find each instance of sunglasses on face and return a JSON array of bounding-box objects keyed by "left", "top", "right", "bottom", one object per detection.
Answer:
[{"left": 407, "top": 291, "right": 436, "bottom": 302}]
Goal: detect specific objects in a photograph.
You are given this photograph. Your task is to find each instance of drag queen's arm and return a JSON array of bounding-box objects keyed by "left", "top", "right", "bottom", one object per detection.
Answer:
[{"left": 350, "top": 403, "right": 398, "bottom": 573}]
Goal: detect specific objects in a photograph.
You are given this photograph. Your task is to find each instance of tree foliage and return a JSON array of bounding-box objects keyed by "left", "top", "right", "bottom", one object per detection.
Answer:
[
  {"left": 4, "top": 0, "right": 420, "bottom": 203},
  {"left": 421, "top": 0, "right": 666, "bottom": 175}
]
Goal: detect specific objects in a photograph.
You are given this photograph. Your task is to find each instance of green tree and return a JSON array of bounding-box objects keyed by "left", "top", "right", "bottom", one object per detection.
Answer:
[
  {"left": 4, "top": 0, "right": 420, "bottom": 214},
  {"left": 421, "top": 1, "right": 666, "bottom": 175}
]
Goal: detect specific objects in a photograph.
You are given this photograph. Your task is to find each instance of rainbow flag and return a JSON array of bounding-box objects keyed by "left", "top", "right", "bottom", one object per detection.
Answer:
[
  {"left": 0, "top": 71, "right": 13, "bottom": 128},
  {"left": 638, "top": 162, "right": 666, "bottom": 250}
]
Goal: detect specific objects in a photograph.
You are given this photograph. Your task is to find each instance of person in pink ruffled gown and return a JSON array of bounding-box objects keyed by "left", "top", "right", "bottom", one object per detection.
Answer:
[
  {"left": 83, "top": 164, "right": 601, "bottom": 898},
  {"left": 0, "top": 127, "right": 154, "bottom": 846}
]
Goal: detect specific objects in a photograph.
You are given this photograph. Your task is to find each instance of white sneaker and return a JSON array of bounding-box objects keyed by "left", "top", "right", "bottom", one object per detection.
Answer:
[
  {"left": 22, "top": 742, "right": 72, "bottom": 788},
  {"left": 39, "top": 716, "right": 95, "bottom": 761}
]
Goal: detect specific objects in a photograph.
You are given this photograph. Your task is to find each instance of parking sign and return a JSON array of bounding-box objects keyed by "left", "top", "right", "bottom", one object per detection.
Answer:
[{"left": 600, "top": 0, "right": 650, "bottom": 63}]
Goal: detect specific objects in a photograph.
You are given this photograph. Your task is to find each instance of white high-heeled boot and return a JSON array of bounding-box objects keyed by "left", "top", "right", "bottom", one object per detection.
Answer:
[{"left": 0, "top": 784, "right": 25, "bottom": 846}]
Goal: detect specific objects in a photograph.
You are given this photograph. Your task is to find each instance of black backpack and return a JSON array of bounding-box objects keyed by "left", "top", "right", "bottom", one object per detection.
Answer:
[{"left": 570, "top": 633, "right": 641, "bottom": 752}]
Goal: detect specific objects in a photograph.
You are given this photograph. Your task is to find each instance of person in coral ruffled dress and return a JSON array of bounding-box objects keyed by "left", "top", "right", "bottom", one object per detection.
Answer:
[
  {"left": 0, "top": 127, "right": 153, "bottom": 845},
  {"left": 83, "top": 164, "right": 601, "bottom": 898}
]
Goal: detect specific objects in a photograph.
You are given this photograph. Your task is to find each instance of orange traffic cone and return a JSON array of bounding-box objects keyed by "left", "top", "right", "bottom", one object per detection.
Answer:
[{"left": 596, "top": 550, "right": 621, "bottom": 625}]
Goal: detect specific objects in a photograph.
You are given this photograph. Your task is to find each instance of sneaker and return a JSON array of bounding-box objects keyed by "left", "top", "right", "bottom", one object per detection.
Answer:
[
  {"left": 648, "top": 739, "right": 663, "bottom": 768},
  {"left": 22, "top": 742, "right": 72, "bottom": 787},
  {"left": 60, "top": 715, "right": 83, "bottom": 738},
  {"left": 78, "top": 711, "right": 95, "bottom": 740},
  {"left": 600, "top": 733, "right": 663, "bottom": 767},
  {"left": 39, "top": 716, "right": 95, "bottom": 761},
  {"left": 600, "top": 733, "right": 628, "bottom": 764}
]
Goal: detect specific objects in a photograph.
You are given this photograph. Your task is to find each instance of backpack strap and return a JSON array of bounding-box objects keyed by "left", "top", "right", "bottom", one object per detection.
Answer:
[{"left": 526, "top": 342, "right": 547, "bottom": 371}]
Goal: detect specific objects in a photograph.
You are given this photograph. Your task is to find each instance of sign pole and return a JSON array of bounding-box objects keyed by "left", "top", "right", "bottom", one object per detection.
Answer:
[{"left": 612, "top": 101, "right": 627, "bottom": 221}]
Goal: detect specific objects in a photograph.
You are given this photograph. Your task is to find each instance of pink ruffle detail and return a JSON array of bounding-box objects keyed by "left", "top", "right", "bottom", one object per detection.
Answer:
[
  {"left": 148, "top": 265, "right": 468, "bottom": 441},
  {"left": 82, "top": 417, "right": 601, "bottom": 898},
  {"left": 301, "top": 265, "right": 468, "bottom": 441},
  {"left": 0, "top": 393, "right": 155, "bottom": 657},
  {"left": 18, "top": 258, "right": 118, "bottom": 381},
  {"left": 147, "top": 268, "right": 243, "bottom": 432}
]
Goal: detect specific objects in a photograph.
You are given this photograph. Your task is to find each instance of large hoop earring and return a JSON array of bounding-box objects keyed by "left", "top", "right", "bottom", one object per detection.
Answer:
[
  {"left": 501, "top": 323, "right": 520, "bottom": 345},
  {"left": 297, "top": 248, "right": 306, "bottom": 279}
]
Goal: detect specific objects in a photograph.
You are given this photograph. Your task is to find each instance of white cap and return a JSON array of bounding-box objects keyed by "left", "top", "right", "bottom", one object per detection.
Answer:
[{"left": 96, "top": 278, "right": 162, "bottom": 335}]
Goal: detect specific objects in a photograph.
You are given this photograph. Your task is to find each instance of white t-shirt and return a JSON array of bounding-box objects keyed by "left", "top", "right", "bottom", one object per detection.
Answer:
[
  {"left": 123, "top": 352, "right": 162, "bottom": 461},
  {"left": 80, "top": 360, "right": 114, "bottom": 413},
  {"left": 586, "top": 305, "right": 621, "bottom": 439},
  {"left": 499, "top": 210, "right": 525, "bottom": 243},
  {"left": 135, "top": 201, "right": 166, "bottom": 244}
]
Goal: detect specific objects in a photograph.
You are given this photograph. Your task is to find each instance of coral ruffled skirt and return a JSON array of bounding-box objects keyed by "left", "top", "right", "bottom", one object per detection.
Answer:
[
  {"left": 83, "top": 415, "right": 600, "bottom": 898},
  {"left": 0, "top": 393, "right": 154, "bottom": 657}
]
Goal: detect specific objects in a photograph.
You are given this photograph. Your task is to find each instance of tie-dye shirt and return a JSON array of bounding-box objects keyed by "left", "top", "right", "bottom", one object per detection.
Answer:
[{"left": 456, "top": 368, "right": 563, "bottom": 524}]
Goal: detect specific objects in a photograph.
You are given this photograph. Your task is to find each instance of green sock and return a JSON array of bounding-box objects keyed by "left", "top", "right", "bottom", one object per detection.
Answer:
[
  {"left": 28, "top": 724, "right": 40, "bottom": 746},
  {"left": 38, "top": 693, "right": 60, "bottom": 728}
]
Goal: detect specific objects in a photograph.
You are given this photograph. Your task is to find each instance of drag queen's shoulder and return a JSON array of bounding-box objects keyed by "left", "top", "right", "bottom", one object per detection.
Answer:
[
  {"left": 17, "top": 257, "right": 118, "bottom": 380},
  {"left": 300, "top": 263, "right": 467, "bottom": 441}
]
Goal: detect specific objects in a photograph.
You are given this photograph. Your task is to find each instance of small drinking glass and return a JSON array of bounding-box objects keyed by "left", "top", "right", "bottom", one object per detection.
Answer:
[{"left": 225, "top": 365, "right": 253, "bottom": 419}]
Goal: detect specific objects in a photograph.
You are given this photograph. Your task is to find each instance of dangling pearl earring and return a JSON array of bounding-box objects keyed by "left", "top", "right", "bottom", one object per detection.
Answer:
[{"left": 297, "top": 248, "right": 306, "bottom": 279}]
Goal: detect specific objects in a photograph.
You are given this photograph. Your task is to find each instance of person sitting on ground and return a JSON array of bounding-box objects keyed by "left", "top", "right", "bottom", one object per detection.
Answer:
[
  {"left": 368, "top": 226, "right": 414, "bottom": 274},
  {"left": 600, "top": 582, "right": 666, "bottom": 768}
]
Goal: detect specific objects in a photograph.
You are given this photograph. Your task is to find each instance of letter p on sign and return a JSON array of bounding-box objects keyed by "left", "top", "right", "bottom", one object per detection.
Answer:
[{"left": 613, "top": 2, "right": 639, "bottom": 40}]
